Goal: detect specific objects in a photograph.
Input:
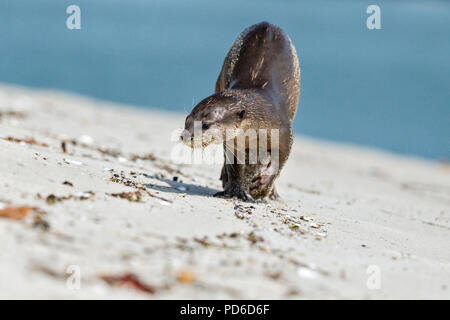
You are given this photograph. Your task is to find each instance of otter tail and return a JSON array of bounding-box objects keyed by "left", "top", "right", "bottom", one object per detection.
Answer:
[{"left": 215, "top": 26, "right": 251, "bottom": 93}]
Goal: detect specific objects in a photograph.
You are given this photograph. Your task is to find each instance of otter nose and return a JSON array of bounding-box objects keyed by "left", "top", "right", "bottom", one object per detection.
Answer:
[{"left": 180, "top": 133, "right": 193, "bottom": 142}]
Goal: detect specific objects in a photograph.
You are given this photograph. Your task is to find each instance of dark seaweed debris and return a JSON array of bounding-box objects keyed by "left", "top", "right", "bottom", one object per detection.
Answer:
[
  {"left": 41, "top": 191, "right": 95, "bottom": 204},
  {"left": 109, "top": 172, "right": 172, "bottom": 203},
  {"left": 107, "top": 191, "right": 144, "bottom": 202},
  {"left": 33, "top": 214, "right": 51, "bottom": 231}
]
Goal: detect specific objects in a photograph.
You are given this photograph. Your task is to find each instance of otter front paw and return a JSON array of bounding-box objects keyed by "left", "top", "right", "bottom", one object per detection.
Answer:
[
  {"left": 214, "top": 187, "right": 249, "bottom": 201},
  {"left": 250, "top": 174, "right": 275, "bottom": 198}
]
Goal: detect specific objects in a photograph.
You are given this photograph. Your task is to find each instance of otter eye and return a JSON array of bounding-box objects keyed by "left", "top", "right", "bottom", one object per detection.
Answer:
[
  {"left": 202, "top": 123, "right": 210, "bottom": 130},
  {"left": 237, "top": 109, "right": 245, "bottom": 118}
]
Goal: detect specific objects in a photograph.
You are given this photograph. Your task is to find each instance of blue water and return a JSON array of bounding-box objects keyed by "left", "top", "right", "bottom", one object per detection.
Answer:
[{"left": 1, "top": 0, "right": 449, "bottom": 159}]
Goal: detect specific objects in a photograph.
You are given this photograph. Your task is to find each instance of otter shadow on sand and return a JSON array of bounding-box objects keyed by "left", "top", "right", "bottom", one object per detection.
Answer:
[{"left": 143, "top": 175, "right": 220, "bottom": 197}]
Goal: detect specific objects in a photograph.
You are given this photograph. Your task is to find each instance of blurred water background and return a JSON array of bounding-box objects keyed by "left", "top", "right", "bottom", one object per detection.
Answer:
[{"left": 1, "top": 0, "right": 449, "bottom": 159}]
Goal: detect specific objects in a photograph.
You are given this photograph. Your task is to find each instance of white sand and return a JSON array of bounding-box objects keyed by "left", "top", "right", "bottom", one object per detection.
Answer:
[{"left": 0, "top": 84, "right": 449, "bottom": 299}]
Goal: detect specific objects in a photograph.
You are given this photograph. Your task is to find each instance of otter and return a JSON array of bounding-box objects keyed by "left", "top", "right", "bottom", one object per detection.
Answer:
[{"left": 181, "top": 22, "right": 300, "bottom": 200}]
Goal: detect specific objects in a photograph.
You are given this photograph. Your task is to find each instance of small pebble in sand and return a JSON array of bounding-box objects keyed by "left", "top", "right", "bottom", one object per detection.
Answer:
[
  {"left": 235, "top": 212, "right": 245, "bottom": 219},
  {"left": 78, "top": 135, "right": 94, "bottom": 145},
  {"left": 63, "top": 158, "right": 85, "bottom": 166},
  {"left": 74, "top": 192, "right": 94, "bottom": 199},
  {"left": 297, "top": 267, "right": 319, "bottom": 279}
]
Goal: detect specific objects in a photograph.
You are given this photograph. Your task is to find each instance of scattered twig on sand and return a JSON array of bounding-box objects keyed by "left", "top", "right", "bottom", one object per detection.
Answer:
[
  {"left": 247, "top": 231, "right": 264, "bottom": 245},
  {"left": 110, "top": 173, "right": 142, "bottom": 188},
  {"left": 34, "top": 264, "right": 65, "bottom": 279},
  {"left": 144, "top": 190, "right": 172, "bottom": 203},
  {"left": 130, "top": 153, "right": 157, "bottom": 162},
  {"left": 3, "top": 136, "right": 48, "bottom": 147},
  {"left": 61, "top": 141, "right": 68, "bottom": 153},
  {"left": 95, "top": 147, "right": 122, "bottom": 158},
  {"left": 194, "top": 237, "right": 213, "bottom": 247},
  {"left": 39, "top": 191, "right": 95, "bottom": 204},
  {"left": 0, "top": 110, "right": 26, "bottom": 119},
  {"left": 62, "top": 181, "right": 74, "bottom": 187},
  {"left": 107, "top": 191, "right": 144, "bottom": 202},
  {"left": 109, "top": 172, "right": 172, "bottom": 203},
  {"left": 100, "top": 273, "right": 156, "bottom": 294}
]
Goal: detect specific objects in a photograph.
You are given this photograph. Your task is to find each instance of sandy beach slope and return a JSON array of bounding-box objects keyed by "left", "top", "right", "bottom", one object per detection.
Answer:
[{"left": 0, "top": 84, "right": 449, "bottom": 299}]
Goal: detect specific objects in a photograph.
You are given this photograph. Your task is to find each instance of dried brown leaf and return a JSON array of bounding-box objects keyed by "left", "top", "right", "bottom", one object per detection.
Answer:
[
  {"left": 0, "top": 206, "right": 32, "bottom": 220},
  {"left": 176, "top": 270, "right": 195, "bottom": 284},
  {"left": 100, "top": 273, "right": 155, "bottom": 294}
]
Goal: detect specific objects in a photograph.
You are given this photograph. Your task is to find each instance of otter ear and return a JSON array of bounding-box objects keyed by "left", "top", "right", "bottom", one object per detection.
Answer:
[{"left": 237, "top": 109, "right": 246, "bottom": 119}]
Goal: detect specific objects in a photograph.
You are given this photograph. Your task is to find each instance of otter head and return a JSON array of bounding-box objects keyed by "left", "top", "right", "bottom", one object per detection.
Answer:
[{"left": 181, "top": 91, "right": 247, "bottom": 148}]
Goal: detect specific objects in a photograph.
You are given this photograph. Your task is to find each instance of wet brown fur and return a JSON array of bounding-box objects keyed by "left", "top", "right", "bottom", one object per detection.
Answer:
[{"left": 184, "top": 22, "right": 300, "bottom": 200}]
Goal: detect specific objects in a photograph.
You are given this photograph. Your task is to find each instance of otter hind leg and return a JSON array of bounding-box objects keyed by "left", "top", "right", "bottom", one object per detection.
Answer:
[{"left": 269, "top": 185, "right": 280, "bottom": 200}]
